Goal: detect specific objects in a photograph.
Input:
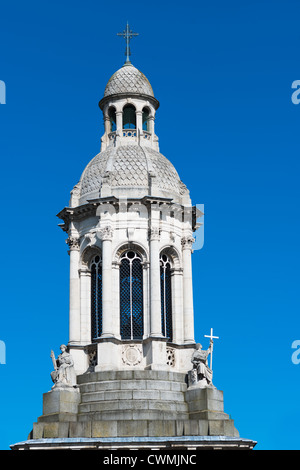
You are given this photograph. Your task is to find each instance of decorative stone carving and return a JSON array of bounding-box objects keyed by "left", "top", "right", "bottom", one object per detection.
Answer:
[
  {"left": 83, "top": 231, "right": 97, "bottom": 246},
  {"left": 181, "top": 236, "right": 195, "bottom": 250},
  {"left": 85, "top": 344, "right": 97, "bottom": 373},
  {"left": 179, "top": 180, "right": 189, "bottom": 195},
  {"left": 166, "top": 347, "right": 175, "bottom": 367},
  {"left": 97, "top": 225, "right": 114, "bottom": 241},
  {"left": 149, "top": 226, "right": 161, "bottom": 241},
  {"left": 66, "top": 236, "right": 80, "bottom": 251},
  {"left": 187, "top": 341, "right": 214, "bottom": 389},
  {"left": 169, "top": 231, "right": 176, "bottom": 243},
  {"left": 122, "top": 345, "right": 142, "bottom": 367},
  {"left": 50, "top": 345, "right": 78, "bottom": 391},
  {"left": 69, "top": 182, "right": 81, "bottom": 207}
]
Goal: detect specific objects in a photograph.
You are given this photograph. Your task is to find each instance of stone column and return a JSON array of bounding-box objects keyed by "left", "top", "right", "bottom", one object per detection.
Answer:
[
  {"left": 148, "top": 115, "right": 155, "bottom": 136},
  {"left": 171, "top": 267, "right": 184, "bottom": 344},
  {"left": 104, "top": 116, "right": 111, "bottom": 135},
  {"left": 116, "top": 111, "right": 122, "bottom": 133},
  {"left": 111, "top": 261, "right": 121, "bottom": 339},
  {"left": 149, "top": 226, "right": 162, "bottom": 337},
  {"left": 99, "top": 226, "right": 114, "bottom": 338},
  {"left": 67, "top": 236, "right": 81, "bottom": 345},
  {"left": 79, "top": 267, "right": 91, "bottom": 344},
  {"left": 181, "top": 236, "right": 195, "bottom": 343},
  {"left": 136, "top": 110, "right": 143, "bottom": 135},
  {"left": 142, "top": 261, "right": 150, "bottom": 337}
]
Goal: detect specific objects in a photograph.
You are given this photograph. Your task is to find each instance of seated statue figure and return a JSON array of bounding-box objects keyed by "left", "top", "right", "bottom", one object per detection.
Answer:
[
  {"left": 188, "top": 340, "right": 214, "bottom": 388},
  {"left": 50, "top": 344, "right": 78, "bottom": 390}
]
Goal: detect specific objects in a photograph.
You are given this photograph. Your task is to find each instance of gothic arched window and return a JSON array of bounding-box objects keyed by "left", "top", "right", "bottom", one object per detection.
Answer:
[
  {"left": 123, "top": 104, "right": 136, "bottom": 129},
  {"left": 160, "top": 253, "right": 173, "bottom": 341},
  {"left": 91, "top": 254, "right": 102, "bottom": 341},
  {"left": 120, "top": 251, "right": 143, "bottom": 340}
]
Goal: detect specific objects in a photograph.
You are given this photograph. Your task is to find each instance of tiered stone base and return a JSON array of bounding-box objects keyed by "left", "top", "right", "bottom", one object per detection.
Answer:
[{"left": 10, "top": 370, "right": 256, "bottom": 449}]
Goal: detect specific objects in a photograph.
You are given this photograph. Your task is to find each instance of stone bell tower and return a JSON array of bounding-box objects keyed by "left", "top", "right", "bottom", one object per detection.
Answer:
[
  {"left": 11, "top": 26, "right": 256, "bottom": 450},
  {"left": 58, "top": 55, "right": 198, "bottom": 377}
]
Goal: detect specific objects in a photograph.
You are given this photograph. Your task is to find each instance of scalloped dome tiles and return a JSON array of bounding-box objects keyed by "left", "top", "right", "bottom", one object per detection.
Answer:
[
  {"left": 80, "top": 144, "right": 183, "bottom": 199},
  {"left": 104, "top": 64, "right": 154, "bottom": 98}
]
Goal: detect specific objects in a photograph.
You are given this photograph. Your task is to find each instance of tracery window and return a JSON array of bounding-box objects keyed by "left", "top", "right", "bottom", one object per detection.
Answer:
[
  {"left": 160, "top": 253, "right": 173, "bottom": 341},
  {"left": 120, "top": 251, "right": 143, "bottom": 340},
  {"left": 91, "top": 255, "right": 102, "bottom": 341}
]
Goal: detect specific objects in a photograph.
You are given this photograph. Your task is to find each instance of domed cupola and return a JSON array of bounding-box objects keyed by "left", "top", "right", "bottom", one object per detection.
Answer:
[
  {"left": 102, "top": 63, "right": 156, "bottom": 100},
  {"left": 97, "top": 60, "right": 160, "bottom": 154},
  {"left": 70, "top": 25, "right": 190, "bottom": 208},
  {"left": 78, "top": 143, "right": 190, "bottom": 205}
]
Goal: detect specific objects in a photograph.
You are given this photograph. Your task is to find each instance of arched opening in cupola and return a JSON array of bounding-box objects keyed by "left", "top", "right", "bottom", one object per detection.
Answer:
[
  {"left": 142, "top": 107, "right": 150, "bottom": 132},
  {"left": 123, "top": 104, "right": 136, "bottom": 129},
  {"left": 108, "top": 106, "right": 116, "bottom": 132}
]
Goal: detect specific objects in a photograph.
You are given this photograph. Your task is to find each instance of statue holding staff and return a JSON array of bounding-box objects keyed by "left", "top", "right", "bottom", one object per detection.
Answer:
[
  {"left": 50, "top": 344, "right": 77, "bottom": 390},
  {"left": 188, "top": 328, "right": 219, "bottom": 388}
]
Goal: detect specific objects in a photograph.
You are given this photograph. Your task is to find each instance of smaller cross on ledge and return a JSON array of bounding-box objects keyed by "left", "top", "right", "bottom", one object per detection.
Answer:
[
  {"left": 117, "top": 22, "right": 139, "bottom": 64},
  {"left": 204, "top": 327, "right": 219, "bottom": 371}
]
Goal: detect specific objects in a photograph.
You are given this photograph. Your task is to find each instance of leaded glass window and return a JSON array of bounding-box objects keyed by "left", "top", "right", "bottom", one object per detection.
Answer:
[
  {"left": 91, "top": 255, "right": 102, "bottom": 341},
  {"left": 160, "top": 253, "right": 173, "bottom": 341},
  {"left": 120, "top": 251, "right": 143, "bottom": 340}
]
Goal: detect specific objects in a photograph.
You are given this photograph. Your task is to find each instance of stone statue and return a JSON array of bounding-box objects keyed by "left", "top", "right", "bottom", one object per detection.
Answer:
[
  {"left": 50, "top": 344, "right": 78, "bottom": 390},
  {"left": 188, "top": 340, "right": 214, "bottom": 388}
]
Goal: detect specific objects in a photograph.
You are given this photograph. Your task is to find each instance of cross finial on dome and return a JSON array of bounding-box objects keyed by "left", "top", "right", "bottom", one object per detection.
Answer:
[{"left": 117, "top": 22, "right": 139, "bottom": 64}]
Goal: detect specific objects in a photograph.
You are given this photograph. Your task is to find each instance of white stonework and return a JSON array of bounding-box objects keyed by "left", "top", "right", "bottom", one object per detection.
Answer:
[
  {"left": 10, "top": 52, "right": 256, "bottom": 452},
  {"left": 57, "top": 60, "right": 200, "bottom": 376}
]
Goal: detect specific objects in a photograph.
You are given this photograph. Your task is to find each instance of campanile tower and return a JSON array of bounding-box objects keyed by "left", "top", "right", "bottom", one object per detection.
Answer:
[
  {"left": 11, "top": 26, "right": 256, "bottom": 450},
  {"left": 58, "top": 35, "right": 198, "bottom": 376}
]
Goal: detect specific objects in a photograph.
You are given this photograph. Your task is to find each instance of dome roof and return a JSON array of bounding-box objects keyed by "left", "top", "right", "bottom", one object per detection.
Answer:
[
  {"left": 79, "top": 144, "right": 189, "bottom": 204},
  {"left": 103, "top": 63, "right": 154, "bottom": 98}
]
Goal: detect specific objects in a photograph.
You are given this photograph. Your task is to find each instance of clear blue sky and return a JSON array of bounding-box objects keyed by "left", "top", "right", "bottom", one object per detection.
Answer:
[{"left": 0, "top": 0, "right": 300, "bottom": 451}]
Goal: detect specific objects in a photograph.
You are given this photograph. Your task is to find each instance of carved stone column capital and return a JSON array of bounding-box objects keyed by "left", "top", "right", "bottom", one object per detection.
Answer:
[
  {"left": 181, "top": 235, "right": 195, "bottom": 250},
  {"left": 97, "top": 225, "right": 114, "bottom": 241},
  {"left": 66, "top": 236, "right": 80, "bottom": 251}
]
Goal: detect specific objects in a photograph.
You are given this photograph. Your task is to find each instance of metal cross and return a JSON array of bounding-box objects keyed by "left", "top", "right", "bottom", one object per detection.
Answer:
[
  {"left": 117, "top": 22, "right": 139, "bottom": 64},
  {"left": 204, "top": 327, "right": 219, "bottom": 371}
]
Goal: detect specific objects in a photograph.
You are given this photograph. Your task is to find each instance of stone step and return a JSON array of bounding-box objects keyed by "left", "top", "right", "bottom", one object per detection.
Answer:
[
  {"left": 79, "top": 379, "right": 187, "bottom": 394},
  {"left": 78, "top": 399, "right": 188, "bottom": 414},
  {"left": 77, "top": 409, "right": 190, "bottom": 422},
  {"left": 80, "top": 388, "right": 186, "bottom": 403},
  {"left": 77, "top": 370, "right": 187, "bottom": 385}
]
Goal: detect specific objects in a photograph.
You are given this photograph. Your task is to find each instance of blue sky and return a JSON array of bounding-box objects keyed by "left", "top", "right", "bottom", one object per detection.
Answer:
[{"left": 0, "top": 0, "right": 300, "bottom": 450}]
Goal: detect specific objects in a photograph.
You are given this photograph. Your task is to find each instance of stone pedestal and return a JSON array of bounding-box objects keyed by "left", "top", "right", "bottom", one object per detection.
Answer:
[
  {"left": 25, "top": 370, "right": 248, "bottom": 446},
  {"left": 39, "top": 388, "right": 80, "bottom": 422},
  {"left": 185, "top": 386, "right": 237, "bottom": 436}
]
